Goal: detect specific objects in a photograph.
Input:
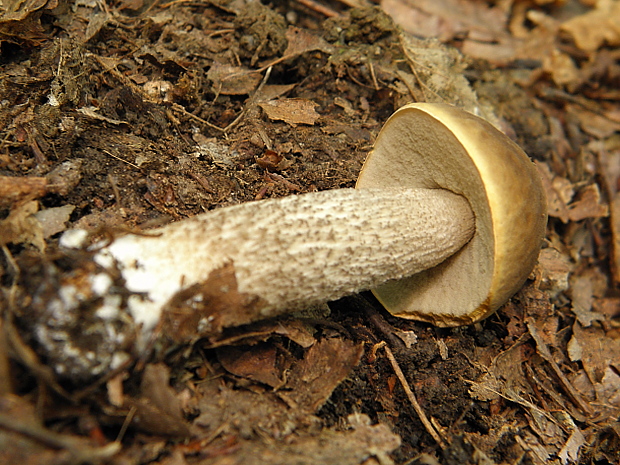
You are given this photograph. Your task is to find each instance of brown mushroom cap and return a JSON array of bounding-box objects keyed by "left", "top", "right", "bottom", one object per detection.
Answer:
[{"left": 356, "top": 103, "right": 547, "bottom": 327}]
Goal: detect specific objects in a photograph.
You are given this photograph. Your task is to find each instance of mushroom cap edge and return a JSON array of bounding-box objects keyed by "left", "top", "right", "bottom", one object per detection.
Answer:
[{"left": 355, "top": 102, "right": 547, "bottom": 327}]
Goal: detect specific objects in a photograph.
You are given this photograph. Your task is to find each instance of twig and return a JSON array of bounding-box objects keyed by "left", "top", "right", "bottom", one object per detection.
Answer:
[
  {"left": 170, "top": 103, "right": 229, "bottom": 132},
  {"left": 295, "top": 0, "right": 341, "bottom": 17},
  {"left": 356, "top": 295, "right": 404, "bottom": 349},
  {"left": 382, "top": 343, "right": 448, "bottom": 449},
  {"left": 247, "top": 65, "right": 273, "bottom": 106},
  {"left": 102, "top": 150, "right": 140, "bottom": 170},
  {"left": 0, "top": 412, "right": 120, "bottom": 461},
  {"left": 334, "top": 0, "right": 372, "bottom": 7},
  {"left": 526, "top": 320, "right": 594, "bottom": 415},
  {"left": 369, "top": 62, "right": 379, "bottom": 91},
  {"left": 116, "top": 406, "right": 136, "bottom": 443},
  {"left": 108, "top": 174, "right": 123, "bottom": 209},
  {"left": 217, "top": 65, "right": 274, "bottom": 133}
]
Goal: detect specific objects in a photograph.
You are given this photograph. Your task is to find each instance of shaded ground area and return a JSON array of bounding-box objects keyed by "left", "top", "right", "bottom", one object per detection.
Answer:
[{"left": 1, "top": 0, "right": 619, "bottom": 464}]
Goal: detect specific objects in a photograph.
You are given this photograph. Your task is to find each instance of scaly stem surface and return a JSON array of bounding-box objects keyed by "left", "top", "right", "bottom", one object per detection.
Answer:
[{"left": 95, "top": 187, "right": 475, "bottom": 332}]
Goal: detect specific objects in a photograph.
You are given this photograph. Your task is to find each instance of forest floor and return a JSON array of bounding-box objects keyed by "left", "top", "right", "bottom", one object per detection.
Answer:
[{"left": 1, "top": 0, "right": 619, "bottom": 464}]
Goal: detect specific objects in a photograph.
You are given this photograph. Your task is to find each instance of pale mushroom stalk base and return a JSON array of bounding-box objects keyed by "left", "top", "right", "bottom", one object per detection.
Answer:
[{"left": 95, "top": 187, "right": 474, "bottom": 336}]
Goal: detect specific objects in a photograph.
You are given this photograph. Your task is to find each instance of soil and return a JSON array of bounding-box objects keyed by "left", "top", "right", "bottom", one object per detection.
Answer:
[{"left": 1, "top": 1, "right": 619, "bottom": 464}]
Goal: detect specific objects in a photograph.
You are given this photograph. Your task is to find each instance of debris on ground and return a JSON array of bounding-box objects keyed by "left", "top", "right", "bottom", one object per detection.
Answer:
[{"left": 1, "top": 0, "right": 619, "bottom": 463}]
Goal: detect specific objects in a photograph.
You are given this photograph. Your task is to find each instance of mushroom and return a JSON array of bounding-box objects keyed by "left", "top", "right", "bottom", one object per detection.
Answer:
[
  {"left": 356, "top": 103, "right": 547, "bottom": 326},
  {"left": 84, "top": 103, "right": 546, "bottom": 337}
]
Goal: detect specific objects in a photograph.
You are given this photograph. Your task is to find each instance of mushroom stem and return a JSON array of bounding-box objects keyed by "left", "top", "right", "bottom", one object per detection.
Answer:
[{"left": 95, "top": 187, "right": 474, "bottom": 332}]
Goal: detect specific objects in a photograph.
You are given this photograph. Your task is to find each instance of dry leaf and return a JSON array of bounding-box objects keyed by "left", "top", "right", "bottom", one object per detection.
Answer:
[
  {"left": 162, "top": 262, "right": 269, "bottom": 342},
  {"left": 560, "top": 0, "right": 620, "bottom": 52},
  {"left": 122, "top": 364, "right": 191, "bottom": 437},
  {"left": 33, "top": 205, "right": 75, "bottom": 239},
  {"left": 208, "top": 63, "right": 262, "bottom": 95},
  {"left": 394, "top": 329, "right": 418, "bottom": 348},
  {"left": 0, "top": 176, "right": 47, "bottom": 209},
  {"left": 570, "top": 323, "right": 620, "bottom": 421},
  {"left": 399, "top": 33, "right": 499, "bottom": 124},
  {"left": 283, "top": 26, "right": 334, "bottom": 57},
  {"left": 259, "top": 99, "right": 321, "bottom": 126},
  {"left": 569, "top": 271, "right": 606, "bottom": 327},
  {"left": 256, "top": 83, "right": 296, "bottom": 102},
  {"left": 542, "top": 49, "right": 580, "bottom": 88},
  {"left": 567, "top": 184, "right": 609, "bottom": 222},
  {"left": 77, "top": 106, "right": 129, "bottom": 126},
  {"left": 256, "top": 150, "right": 285, "bottom": 170},
  {"left": 0, "top": 0, "right": 58, "bottom": 45},
  {"left": 468, "top": 372, "right": 502, "bottom": 402},
  {"left": 283, "top": 337, "right": 363, "bottom": 413},
  {"left": 538, "top": 248, "right": 572, "bottom": 298},
  {"left": 611, "top": 193, "right": 620, "bottom": 284},
  {"left": 536, "top": 160, "right": 571, "bottom": 222},
  {"left": 572, "top": 323, "right": 620, "bottom": 384},
  {"left": 568, "top": 105, "right": 620, "bottom": 139},
  {"left": 196, "top": 335, "right": 362, "bottom": 444},
  {"left": 592, "top": 298, "right": 620, "bottom": 320},
  {"left": 558, "top": 425, "right": 586, "bottom": 465},
  {"left": 382, "top": 0, "right": 509, "bottom": 44},
  {"left": 217, "top": 342, "right": 290, "bottom": 388},
  {"left": 0, "top": 200, "right": 44, "bottom": 250},
  {"left": 536, "top": 162, "right": 608, "bottom": 223},
  {"left": 197, "top": 413, "right": 399, "bottom": 465}
]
